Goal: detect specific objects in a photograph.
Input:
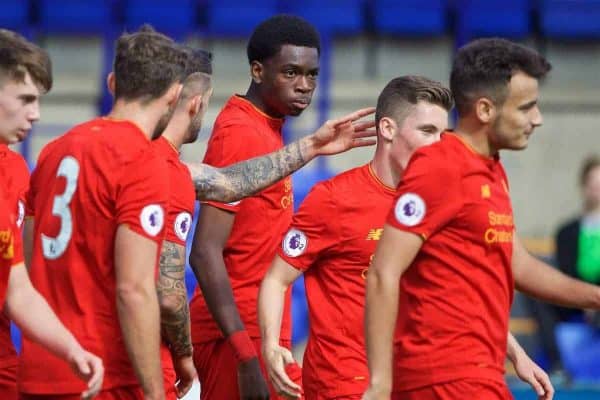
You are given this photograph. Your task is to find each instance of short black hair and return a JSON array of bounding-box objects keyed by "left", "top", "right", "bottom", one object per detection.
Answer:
[
  {"left": 376, "top": 75, "right": 453, "bottom": 126},
  {"left": 451, "top": 38, "right": 551, "bottom": 116},
  {"left": 247, "top": 14, "right": 320, "bottom": 64}
]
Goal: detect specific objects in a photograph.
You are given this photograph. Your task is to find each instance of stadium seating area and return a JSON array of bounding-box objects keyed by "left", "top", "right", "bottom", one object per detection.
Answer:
[{"left": 4, "top": 0, "right": 600, "bottom": 41}]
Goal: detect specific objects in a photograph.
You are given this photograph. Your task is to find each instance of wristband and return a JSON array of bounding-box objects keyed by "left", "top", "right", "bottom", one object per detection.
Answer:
[{"left": 227, "top": 331, "right": 257, "bottom": 363}]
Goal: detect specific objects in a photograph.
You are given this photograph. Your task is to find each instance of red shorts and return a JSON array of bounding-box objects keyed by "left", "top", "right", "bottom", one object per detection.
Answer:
[
  {"left": 392, "top": 379, "right": 512, "bottom": 400},
  {"left": 193, "top": 338, "right": 303, "bottom": 400},
  {"left": 20, "top": 386, "right": 144, "bottom": 400},
  {"left": 0, "top": 364, "right": 17, "bottom": 400}
]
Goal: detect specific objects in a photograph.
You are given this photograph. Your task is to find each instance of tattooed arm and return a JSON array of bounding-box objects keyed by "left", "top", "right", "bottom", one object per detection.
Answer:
[
  {"left": 188, "top": 107, "right": 376, "bottom": 202},
  {"left": 157, "top": 240, "right": 196, "bottom": 397}
]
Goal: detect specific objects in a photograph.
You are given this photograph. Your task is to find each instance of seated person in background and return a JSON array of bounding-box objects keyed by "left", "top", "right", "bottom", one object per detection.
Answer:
[
  {"left": 528, "top": 155, "right": 600, "bottom": 377},
  {"left": 556, "top": 155, "right": 600, "bottom": 325}
]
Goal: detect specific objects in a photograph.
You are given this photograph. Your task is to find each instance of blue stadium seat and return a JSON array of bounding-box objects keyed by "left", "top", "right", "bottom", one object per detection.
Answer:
[
  {"left": 124, "top": 0, "right": 198, "bottom": 40},
  {"left": 283, "top": 0, "right": 364, "bottom": 35},
  {"left": 453, "top": 0, "right": 531, "bottom": 46},
  {"left": 556, "top": 322, "right": 600, "bottom": 381},
  {"left": 539, "top": 0, "right": 600, "bottom": 39},
  {"left": 38, "top": 0, "right": 116, "bottom": 34},
  {"left": 372, "top": 0, "right": 448, "bottom": 36},
  {"left": 0, "top": 0, "right": 31, "bottom": 35},
  {"left": 205, "top": 0, "right": 278, "bottom": 37}
]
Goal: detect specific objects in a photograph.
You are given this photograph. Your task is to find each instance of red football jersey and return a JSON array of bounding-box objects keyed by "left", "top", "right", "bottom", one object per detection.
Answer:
[
  {"left": 152, "top": 136, "right": 196, "bottom": 390},
  {"left": 20, "top": 118, "right": 170, "bottom": 394},
  {"left": 386, "top": 133, "right": 515, "bottom": 391},
  {"left": 152, "top": 136, "right": 195, "bottom": 247},
  {"left": 278, "top": 163, "right": 395, "bottom": 399},
  {"left": 0, "top": 163, "right": 24, "bottom": 308},
  {"left": 190, "top": 95, "right": 294, "bottom": 343},
  {"left": 0, "top": 145, "right": 29, "bottom": 369}
]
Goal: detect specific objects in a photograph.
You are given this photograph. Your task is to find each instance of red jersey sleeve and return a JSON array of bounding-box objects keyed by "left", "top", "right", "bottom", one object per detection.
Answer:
[
  {"left": 386, "top": 150, "right": 462, "bottom": 239},
  {"left": 277, "top": 182, "right": 338, "bottom": 272},
  {"left": 115, "top": 155, "right": 170, "bottom": 244},
  {"left": 1, "top": 220, "right": 23, "bottom": 268},
  {"left": 202, "top": 124, "right": 268, "bottom": 213}
]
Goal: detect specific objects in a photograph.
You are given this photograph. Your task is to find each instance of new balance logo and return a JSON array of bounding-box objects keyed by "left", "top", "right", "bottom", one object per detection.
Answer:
[{"left": 366, "top": 228, "right": 383, "bottom": 241}]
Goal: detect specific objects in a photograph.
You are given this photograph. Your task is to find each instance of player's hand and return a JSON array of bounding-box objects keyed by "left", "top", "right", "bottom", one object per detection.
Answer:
[
  {"left": 238, "top": 357, "right": 271, "bottom": 400},
  {"left": 310, "top": 107, "right": 376, "bottom": 156},
  {"left": 512, "top": 349, "right": 554, "bottom": 400},
  {"left": 263, "top": 344, "right": 302, "bottom": 399},
  {"left": 173, "top": 354, "right": 197, "bottom": 398},
  {"left": 362, "top": 384, "right": 391, "bottom": 400},
  {"left": 67, "top": 348, "right": 104, "bottom": 399}
]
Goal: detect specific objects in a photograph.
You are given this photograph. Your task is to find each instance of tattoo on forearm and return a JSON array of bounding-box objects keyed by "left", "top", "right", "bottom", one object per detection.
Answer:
[
  {"left": 157, "top": 241, "right": 193, "bottom": 357},
  {"left": 191, "top": 139, "right": 307, "bottom": 203}
]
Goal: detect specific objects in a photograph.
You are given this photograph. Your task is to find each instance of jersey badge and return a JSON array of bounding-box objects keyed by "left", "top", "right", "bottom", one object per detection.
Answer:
[
  {"left": 140, "top": 204, "right": 165, "bottom": 237},
  {"left": 174, "top": 212, "right": 192, "bottom": 241},
  {"left": 282, "top": 228, "right": 307, "bottom": 258},
  {"left": 16, "top": 200, "right": 25, "bottom": 228},
  {"left": 394, "top": 193, "right": 426, "bottom": 226}
]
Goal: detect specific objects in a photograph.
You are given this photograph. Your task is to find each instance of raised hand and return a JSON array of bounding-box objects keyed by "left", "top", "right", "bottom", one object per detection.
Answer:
[{"left": 311, "top": 107, "right": 377, "bottom": 156}]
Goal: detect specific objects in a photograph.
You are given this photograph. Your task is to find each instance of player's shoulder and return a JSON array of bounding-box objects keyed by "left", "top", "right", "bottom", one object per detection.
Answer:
[{"left": 408, "top": 133, "right": 464, "bottom": 172}]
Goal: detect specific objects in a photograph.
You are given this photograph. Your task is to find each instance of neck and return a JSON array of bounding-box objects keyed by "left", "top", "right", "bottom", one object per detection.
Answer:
[
  {"left": 371, "top": 145, "right": 402, "bottom": 188},
  {"left": 244, "top": 83, "right": 283, "bottom": 119},
  {"left": 160, "top": 114, "right": 186, "bottom": 150},
  {"left": 454, "top": 117, "right": 498, "bottom": 158},
  {"left": 106, "top": 99, "right": 162, "bottom": 140}
]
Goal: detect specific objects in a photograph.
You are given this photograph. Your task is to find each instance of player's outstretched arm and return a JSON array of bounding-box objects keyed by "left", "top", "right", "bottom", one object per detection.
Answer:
[
  {"left": 507, "top": 332, "right": 554, "bottom": 400},
  {"left": 512, "top": 234, "right": 600, "bottom": 308},
  {"left": 5, "top": 264, "right": 104, "bottom": 399},
  {"left": 114, "top": 225, "right": 165, "bottom": 400},
  {"left": 189, "top": 205, "right": 270, "bottom": 400},
  {"left": 259, "top": 255, "right": 303, "bottom": 398},
  {"left": 188, "top": 107, "right": 376, "bottom": 203},
  {"left": 157, "top": 240, "right": 196, "bottom": 398},
  {"left": 363, "top": 226, "right": 422, "bottom": 400}
]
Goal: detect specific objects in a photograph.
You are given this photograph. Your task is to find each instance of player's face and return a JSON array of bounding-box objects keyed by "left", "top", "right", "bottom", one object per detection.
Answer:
[
  {"left": 260, "top": 44, "right": 319, "bottom": 117},
  {"left": 0, "top": 72, "right": 41, "bottom": 145},
  {"left": 583, "top": 166, "right": 600, "bottom": 210},
  {"left": 491, "top": 71, "right": 543, "bottom": 151},
  {"left": 390, "top": 101, "right": 449, "bottom": 170},
  {"left": 185, "top": 87, "right": 213, "bottom": 144}
]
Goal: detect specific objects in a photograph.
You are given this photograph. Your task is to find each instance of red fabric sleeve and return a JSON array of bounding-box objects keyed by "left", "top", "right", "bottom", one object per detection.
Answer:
[
  {"left": 115, "top": 155, "right": 170, "bottom": 244},
  {"left": 277, "top": 182, "right": 338, "bottom": 272},
  {"left": 202, "top": 124, "right": 271, "bottom": 213},
  {"left": 386, "top": 150, "right": 463, "bottom": 239}
]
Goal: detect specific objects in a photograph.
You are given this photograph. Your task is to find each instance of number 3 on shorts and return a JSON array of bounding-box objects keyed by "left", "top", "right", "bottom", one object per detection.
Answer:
[{"left": 42, "top": 156, "right": 80, "bottom": 260}]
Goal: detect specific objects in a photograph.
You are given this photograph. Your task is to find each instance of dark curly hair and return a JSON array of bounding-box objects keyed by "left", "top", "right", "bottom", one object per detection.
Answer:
[
  {"left": 451, "top": 38, "right": 551, "bottom": 116},
  {"left": 247, "top": 14, "right": 320, "bottom": 64}
]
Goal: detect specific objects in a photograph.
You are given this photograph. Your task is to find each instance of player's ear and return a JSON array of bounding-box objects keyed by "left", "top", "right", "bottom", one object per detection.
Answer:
[
  {"left": 189, "top": 94, "right": 202, "bottom": 117},
  {"left": 165, "top": 82, "right": 183, "bottom": 107},
  {"left": 250, "top": 61, "right": 264, "bottom": 84},
  {"left": 475, "top": 97, "right": 496, "bottom": 124},
  {"left": 378, "top": 116, "right": 396, "bottom": 142},
  {"left": 106, "top": 72, "right": 116, "bottom": 96}
]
